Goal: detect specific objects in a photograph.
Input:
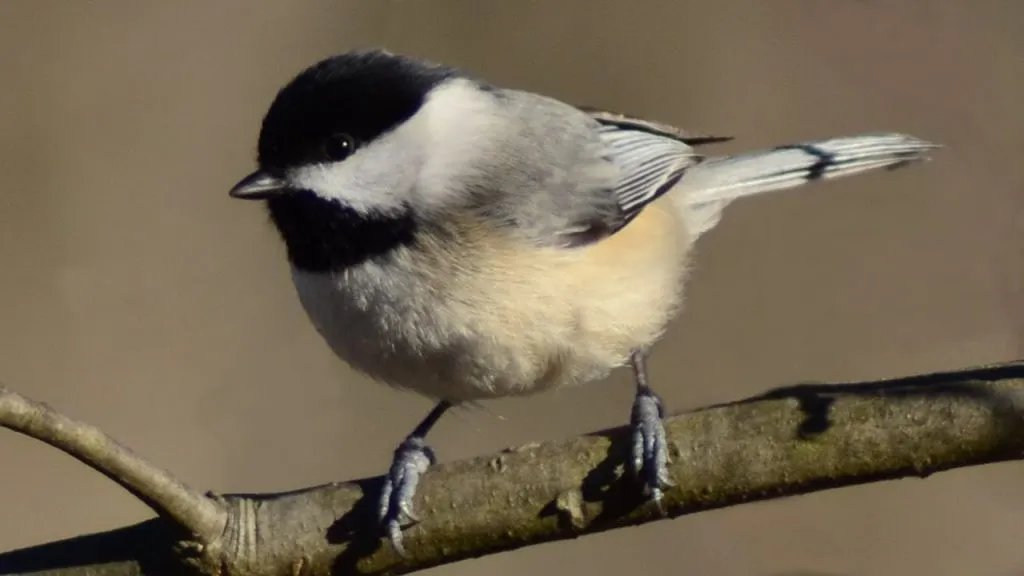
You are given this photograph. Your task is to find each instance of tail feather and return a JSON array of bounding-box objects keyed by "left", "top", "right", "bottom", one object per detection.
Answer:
[
  {"left": 673, "top": 132, "right": 940, "bottom": 239},
  {"left": 680, "top": 133, "right": 940, "bottom": 205}
]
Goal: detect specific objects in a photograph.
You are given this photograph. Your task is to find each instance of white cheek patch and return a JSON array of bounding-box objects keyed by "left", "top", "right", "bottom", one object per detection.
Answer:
[
  {"left": 287, "top": 131, "right": 421, "bottom": 216},
  {"left": 407, "top": 79, "right": 506, "bottom": 210},
  {"left": 287, "top": 78, "right": 507, "bottom": 217}
]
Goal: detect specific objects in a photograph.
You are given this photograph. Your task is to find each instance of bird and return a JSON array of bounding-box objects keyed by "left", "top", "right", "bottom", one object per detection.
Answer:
[{"left": 228, "top": 48, "right": 939, "bottom": 554}]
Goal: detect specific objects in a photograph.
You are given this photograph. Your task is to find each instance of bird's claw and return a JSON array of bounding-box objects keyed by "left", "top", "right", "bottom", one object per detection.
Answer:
[
  {"left": 629, "top": 387, "right": 673, "bottom": 509},
  {"left": 378, "top": 436, "right": 435, "bottom": 556}
]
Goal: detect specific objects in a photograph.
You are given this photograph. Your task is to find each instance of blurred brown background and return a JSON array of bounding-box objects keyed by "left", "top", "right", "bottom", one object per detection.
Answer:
[{"left": 1, "top": 1, "right": 1021, "bottom": 574}]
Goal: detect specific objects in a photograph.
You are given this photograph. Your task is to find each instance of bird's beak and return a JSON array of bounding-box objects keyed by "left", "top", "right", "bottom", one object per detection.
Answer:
[{"left": 229, "top": 170, "right": 289, "bottom": 200}]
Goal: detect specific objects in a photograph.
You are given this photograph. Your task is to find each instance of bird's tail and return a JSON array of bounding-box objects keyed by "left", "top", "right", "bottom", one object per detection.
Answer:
[{"left": 673, "top": 133, "right": 940, "bottom": 239}]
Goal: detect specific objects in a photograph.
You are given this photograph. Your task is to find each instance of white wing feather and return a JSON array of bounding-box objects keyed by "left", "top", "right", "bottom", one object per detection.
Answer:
[{"left": 596, "top": 124, "right": 697, "bottom": 222}]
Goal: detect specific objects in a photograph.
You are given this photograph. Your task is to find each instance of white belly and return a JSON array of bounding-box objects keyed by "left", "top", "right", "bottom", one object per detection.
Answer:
[{"left": 291, "top": 198, "right": 693, "bottom": 402}]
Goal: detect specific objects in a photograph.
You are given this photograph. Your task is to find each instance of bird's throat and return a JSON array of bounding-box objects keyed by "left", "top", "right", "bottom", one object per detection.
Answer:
[{"left": 265, "top": 192, "right": 417, "bottom": 272}]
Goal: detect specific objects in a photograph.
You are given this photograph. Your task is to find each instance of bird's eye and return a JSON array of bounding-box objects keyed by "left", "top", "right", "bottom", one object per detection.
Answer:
[{"left": 323, "top": 133, "right": 358, "bottom": 162}]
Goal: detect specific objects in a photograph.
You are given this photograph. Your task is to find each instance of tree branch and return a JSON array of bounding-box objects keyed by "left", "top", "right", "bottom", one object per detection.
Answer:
[
  {"left": 2, "top": 362, "right": 1023, "bottom": 576},
  {"left": 0, "top": 386, "right": 226, "bottom": 542}
]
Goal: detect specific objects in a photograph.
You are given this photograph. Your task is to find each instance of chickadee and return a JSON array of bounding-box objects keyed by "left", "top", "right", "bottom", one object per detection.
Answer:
[{"left": 229, "top": 49, "right": 938, "bottom": 553}]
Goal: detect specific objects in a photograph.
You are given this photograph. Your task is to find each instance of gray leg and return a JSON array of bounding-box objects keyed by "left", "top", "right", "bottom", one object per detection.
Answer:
[
  {"left": 628, "top": 349, "right": 672, "bottom": 508},
  {"left": 378, "top": 400, "right": 451, "bottom": 555}
]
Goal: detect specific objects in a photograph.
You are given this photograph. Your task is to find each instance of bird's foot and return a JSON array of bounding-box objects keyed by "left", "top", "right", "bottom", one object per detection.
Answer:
[
  {"left": 629, "top": 387, "right": 673, "bottom": 509},
  {"left": 378, "top": 436, "right": 435, "bottom": 556}
]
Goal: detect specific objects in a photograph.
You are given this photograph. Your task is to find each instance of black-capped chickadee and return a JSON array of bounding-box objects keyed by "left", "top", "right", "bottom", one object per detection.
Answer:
[{"left": 229, "top": 49, "right": 938, "bottom": 553}]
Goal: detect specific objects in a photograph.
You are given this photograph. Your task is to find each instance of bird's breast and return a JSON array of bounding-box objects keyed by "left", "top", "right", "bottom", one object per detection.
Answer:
[{"left": 290, "top": 197, "right": 692, "bottom": 402}]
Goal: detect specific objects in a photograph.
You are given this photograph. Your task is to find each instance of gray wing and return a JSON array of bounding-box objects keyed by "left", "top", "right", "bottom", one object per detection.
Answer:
[
  {"left": 582, "top": 106, "right": 732, "bottom": 239},
  {"left": 473, "top": 91, "right": 731, "bottom": 247}
]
